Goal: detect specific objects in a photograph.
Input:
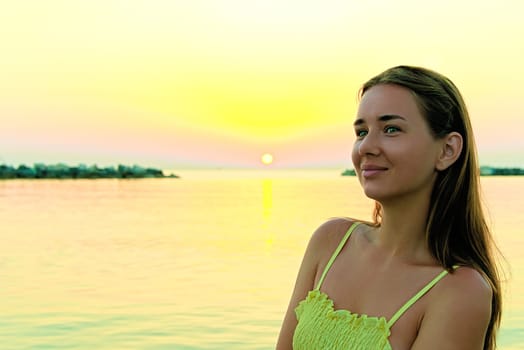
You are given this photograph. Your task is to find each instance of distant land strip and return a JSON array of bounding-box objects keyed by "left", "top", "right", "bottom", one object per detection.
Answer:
[
  {"left": 341, "top": 166, "right": 524, "bottom": 176},
  {"left": 0, "top": 163, "right": 179, "bottom": 179}
]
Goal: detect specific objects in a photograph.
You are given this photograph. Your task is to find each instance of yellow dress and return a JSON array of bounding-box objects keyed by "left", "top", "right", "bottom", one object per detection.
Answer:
[{"left": 293, "top": 222, "right": 453, "bottom": 350}]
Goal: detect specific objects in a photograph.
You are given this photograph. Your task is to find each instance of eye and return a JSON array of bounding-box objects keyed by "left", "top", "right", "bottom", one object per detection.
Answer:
[
  {"left": 355, "top": 129, "right": 368, "bottom": 138},
  {"left": 384, "top": 125, "right": 400, "bottom": 134}
]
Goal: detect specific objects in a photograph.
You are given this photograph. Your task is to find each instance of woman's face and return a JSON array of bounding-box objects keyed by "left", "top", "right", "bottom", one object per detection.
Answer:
[{"left": 351, "top": 84, "right": 444, "bottom": 203}]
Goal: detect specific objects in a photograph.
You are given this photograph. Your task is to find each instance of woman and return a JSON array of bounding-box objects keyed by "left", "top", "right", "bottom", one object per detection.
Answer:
[{"left": 276, "top": 66, "right": 501, "bottom": 350}]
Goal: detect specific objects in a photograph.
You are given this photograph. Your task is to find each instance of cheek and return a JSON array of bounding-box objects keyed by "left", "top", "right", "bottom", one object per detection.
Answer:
[{"left": 404, "top": 142, "right": 439, "bottom": 172}]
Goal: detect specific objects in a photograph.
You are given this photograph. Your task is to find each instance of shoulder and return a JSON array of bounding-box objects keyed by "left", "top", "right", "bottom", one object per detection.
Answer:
[
  {"left": 412, "top": 266, "right": 492, "bottom": 349},
  {"left": 304, "top": 217, "right": 372, "bottom": 273},
  {"left": 307, "top": 217, "right": 360, "bottom": 256},
  {"left": 299, "top": 218, "right": 357, "bottom": 272},
  {"left": 434, "top": 266, "right": 492, "bottom": 315}
]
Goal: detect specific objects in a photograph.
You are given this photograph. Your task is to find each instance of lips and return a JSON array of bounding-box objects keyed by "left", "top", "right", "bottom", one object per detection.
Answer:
[{"left": 360, "top": 164, "right": 388, "bottom": 177}]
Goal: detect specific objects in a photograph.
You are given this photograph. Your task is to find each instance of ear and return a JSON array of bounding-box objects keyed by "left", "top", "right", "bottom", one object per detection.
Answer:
[{"left": 436, "top": 132, "right": 463, "bottom": 171}]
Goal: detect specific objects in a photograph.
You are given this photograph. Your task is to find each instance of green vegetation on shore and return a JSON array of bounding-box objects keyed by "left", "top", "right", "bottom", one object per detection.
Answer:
[
  {"left": 341, "top": 166, "right": 524, "bottom": 176},
  {"left": 341, "top": 169, "right": 356, "bottom": 176},
  {"left": 0, "top": 163, "right": 179, "bottom": 179},
  {"left": 479, "top": 166, "right": 524, "bottom": 176}
]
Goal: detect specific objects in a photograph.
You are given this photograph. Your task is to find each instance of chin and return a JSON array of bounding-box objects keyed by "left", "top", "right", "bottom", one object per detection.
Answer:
[
  {"left": 362, "top": 188, "right": 381, "bottom": 201},
  {"left": 361, "top": 187, "right": 392, "bottom": 202}
]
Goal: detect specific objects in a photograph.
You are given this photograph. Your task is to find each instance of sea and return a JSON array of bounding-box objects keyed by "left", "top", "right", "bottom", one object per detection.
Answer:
[{"left": 0, "top": 170, "right": 522, "bottom": 349}]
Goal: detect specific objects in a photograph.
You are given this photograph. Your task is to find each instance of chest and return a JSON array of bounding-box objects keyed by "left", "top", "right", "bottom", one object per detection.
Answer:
[{"left": 314, "top": 251, "right": 439, "bottom": 349}]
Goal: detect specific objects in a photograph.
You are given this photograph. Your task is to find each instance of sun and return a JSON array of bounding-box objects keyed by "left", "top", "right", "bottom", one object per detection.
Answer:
[{"left": 261, "top": 153, "right": 274, "bottom": 165}]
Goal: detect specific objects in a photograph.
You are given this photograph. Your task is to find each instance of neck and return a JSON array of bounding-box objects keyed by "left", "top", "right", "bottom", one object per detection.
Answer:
[{"left": 370, "top": 191, "right": 436, "bottom": 264}]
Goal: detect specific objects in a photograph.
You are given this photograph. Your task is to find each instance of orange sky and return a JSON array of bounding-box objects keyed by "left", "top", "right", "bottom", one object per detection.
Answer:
[{"left": 1, "top": 1, "right": 523, "bottom": 169}]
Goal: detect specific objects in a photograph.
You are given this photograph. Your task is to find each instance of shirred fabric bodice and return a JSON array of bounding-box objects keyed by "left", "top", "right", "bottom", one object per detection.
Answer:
[{"left": 293, "top": 289, "right": 392, "bottom": 350}]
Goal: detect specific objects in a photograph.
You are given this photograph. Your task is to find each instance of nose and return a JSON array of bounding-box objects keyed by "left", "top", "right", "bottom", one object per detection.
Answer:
[{"left": 357, "top": 132, "right": 381, "bottom": 156}]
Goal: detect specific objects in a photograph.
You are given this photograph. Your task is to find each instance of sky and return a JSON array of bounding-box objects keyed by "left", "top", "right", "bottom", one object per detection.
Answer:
[{"left": 1, "top": 0, "right": 523, "bottom": 169}]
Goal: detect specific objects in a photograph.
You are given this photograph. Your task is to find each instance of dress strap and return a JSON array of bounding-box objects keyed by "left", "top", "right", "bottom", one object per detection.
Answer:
[
  {"left": 387, "top": 266, "right": 458, "bottom": 328},
  {"left": 314, "top": 221, "right": 360, "bottom": 291}
]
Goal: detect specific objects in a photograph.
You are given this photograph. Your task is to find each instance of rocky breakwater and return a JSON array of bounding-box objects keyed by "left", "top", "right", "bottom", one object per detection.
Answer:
[{"left": 0, "top": 163, "right": 179, "bottom": 179}]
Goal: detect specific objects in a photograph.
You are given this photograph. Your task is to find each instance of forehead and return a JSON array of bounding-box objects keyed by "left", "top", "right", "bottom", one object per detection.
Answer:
[{"left": 357, "top": 84, "right": 423, "bottom": 121}]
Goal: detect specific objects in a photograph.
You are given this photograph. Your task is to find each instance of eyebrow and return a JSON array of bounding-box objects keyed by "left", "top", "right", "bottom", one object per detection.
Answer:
[{"left": 353, "top": 114, "right": 407, "bottom": 126}]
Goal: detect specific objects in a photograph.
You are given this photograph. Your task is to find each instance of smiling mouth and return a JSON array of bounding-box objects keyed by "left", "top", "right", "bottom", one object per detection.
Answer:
[{"left": 360, "top": 166, "right": 388, "bottom": 178}]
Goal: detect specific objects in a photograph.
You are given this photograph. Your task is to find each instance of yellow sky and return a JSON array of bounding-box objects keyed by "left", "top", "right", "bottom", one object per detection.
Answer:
[{"left": 1, "top": 0, "right": 523, "bottom": 168}]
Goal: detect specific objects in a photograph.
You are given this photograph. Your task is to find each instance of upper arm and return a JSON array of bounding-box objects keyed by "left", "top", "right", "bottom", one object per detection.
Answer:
[
  {"left": 275, "top": 218, "right": 353, "bottom": 350},
  {"left": 411, "top": 267, "right": 493, "bottom": 350}
]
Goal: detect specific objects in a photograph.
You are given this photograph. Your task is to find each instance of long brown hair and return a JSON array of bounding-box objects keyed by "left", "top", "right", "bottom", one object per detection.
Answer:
[{"left": 360, "top": 66, "right": 502, "bottom": 350}]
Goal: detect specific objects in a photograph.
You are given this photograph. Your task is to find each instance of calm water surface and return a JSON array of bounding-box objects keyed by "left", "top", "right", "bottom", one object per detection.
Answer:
[{"left": 0, "top": 170, "right": 522, "bottom": 349}]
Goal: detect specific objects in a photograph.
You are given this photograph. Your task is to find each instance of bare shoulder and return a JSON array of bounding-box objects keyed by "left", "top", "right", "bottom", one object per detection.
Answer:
[
  {"left": 446, "top": 266, "right": 492, "bottom": 296},
  {"left": 307, "top": 217, "right": 359, "bottom": 256},
  {"left": 412, "top": 266, "right": 492, "bottom": 350},
  {"left": 436, "top": 266, "right": 492, "bottom": 313}
]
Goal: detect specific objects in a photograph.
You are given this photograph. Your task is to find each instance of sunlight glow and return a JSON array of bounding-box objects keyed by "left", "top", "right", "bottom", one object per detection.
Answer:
[
  {"left": 1, "top": 1, "right": 524, "bottom": 168},
  {"left": 261, "top": 153, "right": 274, "bottom": 165}
]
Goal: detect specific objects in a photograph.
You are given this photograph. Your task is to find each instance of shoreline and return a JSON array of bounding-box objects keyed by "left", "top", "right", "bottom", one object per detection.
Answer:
[
  {"left": 0, "top": 163, "right": 179, "bottom": 179},
  {"left": 2, "top": 163, "right": 523, "bottom": 179}
]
